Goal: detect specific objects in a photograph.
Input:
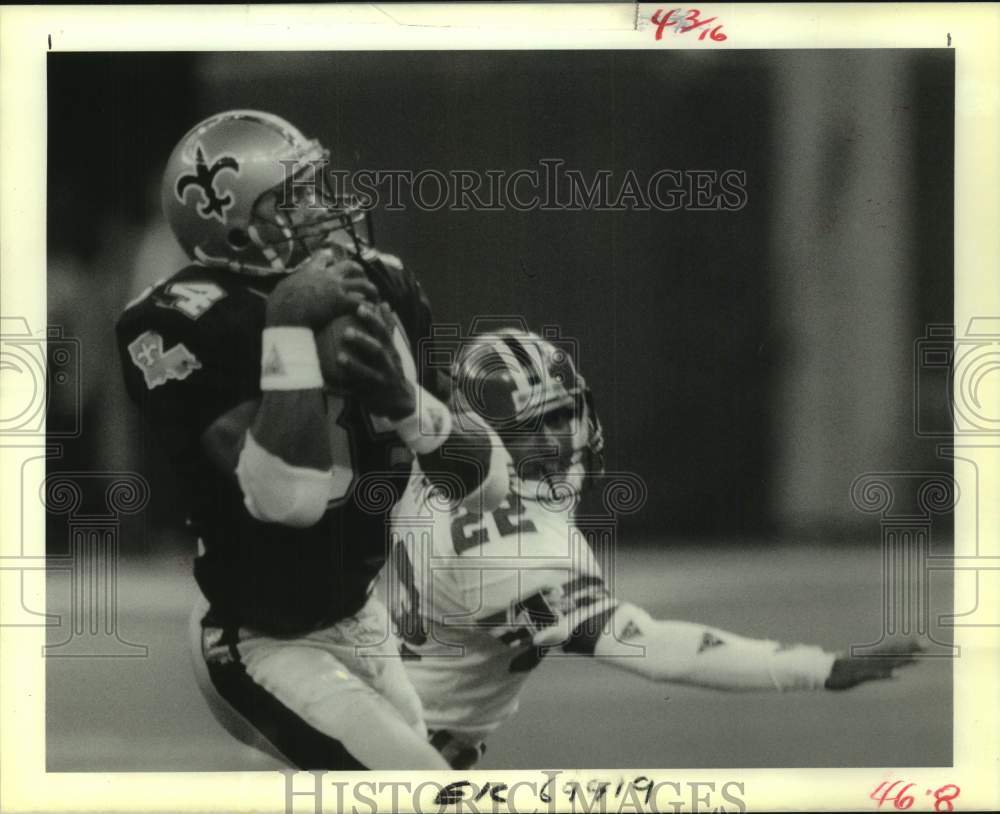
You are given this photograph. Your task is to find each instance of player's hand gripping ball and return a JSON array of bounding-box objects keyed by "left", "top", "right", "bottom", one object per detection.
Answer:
[
  {"left": 265, "top": 252, "right": 379, "bottom": 329},
  {"left": 317, "top": 302, "right": 417, "bottom": 421},
  {"left": 317, "top": 312, "right": 366, "bottom": 382}
]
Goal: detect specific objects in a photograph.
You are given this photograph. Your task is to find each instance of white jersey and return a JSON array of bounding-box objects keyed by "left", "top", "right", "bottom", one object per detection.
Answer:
[{"left": 386, "top": 475, "right": 617, "bottom": 741}]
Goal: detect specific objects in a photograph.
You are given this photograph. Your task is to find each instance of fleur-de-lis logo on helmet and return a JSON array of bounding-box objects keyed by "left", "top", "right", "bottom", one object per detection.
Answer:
[
  {"left": 175, "top": 144, "right": 240, "bottom": 222},
  {"left": 162, "top": 110, "right": 371, "bottom": 276}
]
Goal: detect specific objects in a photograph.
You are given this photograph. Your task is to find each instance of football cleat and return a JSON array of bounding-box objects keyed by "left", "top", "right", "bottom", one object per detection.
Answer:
[
  {"left": 824, "top": 637, "right": 924, "bottom": 690},
  {"left": 428, "top": 730, "right": 486, "bottom": 770}
]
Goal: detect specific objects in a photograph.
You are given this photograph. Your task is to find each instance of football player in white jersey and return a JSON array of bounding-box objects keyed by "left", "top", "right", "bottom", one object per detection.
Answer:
[{"left": 387, "top": 328, "right": 921, "bottom": 769}]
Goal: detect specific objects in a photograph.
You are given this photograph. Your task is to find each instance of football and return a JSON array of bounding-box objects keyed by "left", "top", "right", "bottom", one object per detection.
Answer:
[{"left": 316, "top": 313, "right": 367, "bottom": 385}]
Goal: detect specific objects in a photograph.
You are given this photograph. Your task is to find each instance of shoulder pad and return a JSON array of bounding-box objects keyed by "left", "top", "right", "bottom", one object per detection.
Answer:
[{"left": 117, "top": 265, "right": 256, "bottom": 330}]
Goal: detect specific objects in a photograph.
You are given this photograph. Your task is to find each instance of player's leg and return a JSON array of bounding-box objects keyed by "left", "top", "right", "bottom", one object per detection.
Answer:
[
  {"left": 400, "top": 626, "right": 529, "bottom": 769},
  {"left": 334, "top": 596, "right": 430, "bottom": 739},
  {"left": 191, "top": 599, "right": 449, "bottom": 769},
  {"left": 402, "top": 657, "right": 491, "bottom": 769},
  {"left": 575, "top": 602, "right": 918, "bottom": 691},
  {"left": 191, "top": 599, "right": 366, "bottom": 768},
  {"left": 238, "top": 638, "right": 449, "bottom": 769},
  {"left": 371, "top": 649, "right": 431, "bottom": 738},
  {"left": 187, "top": 597, "right": 290, "bottom": 765}
]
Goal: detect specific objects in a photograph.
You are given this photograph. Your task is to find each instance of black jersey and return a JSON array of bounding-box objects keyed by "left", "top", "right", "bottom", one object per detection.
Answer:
[{"left": 116, "top": 253, "right": 441, "bottom": 635}]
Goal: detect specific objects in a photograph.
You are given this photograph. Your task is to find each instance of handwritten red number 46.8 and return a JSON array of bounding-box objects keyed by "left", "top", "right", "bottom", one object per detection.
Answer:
[
  {"left": 651, "top": 9, "right": 727, "bottom": 42},
  {"left": 870, "top": 781, "right": 961, "bottom": 812}
]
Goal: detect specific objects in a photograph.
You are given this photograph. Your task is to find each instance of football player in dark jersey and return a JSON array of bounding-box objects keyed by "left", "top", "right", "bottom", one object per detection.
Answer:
[{"left": 116, "top": 110, "right": 510, "bottom": 769}]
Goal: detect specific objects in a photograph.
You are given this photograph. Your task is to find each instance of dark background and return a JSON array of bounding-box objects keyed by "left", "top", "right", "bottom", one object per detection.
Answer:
[{"left": 47, "top": 50, "right": 954, "bottom": 544}]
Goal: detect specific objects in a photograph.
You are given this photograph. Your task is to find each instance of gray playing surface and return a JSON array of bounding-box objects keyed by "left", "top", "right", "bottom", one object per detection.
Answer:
[{"left": 46, "top": 543, "right": 951, "bottom": 771}]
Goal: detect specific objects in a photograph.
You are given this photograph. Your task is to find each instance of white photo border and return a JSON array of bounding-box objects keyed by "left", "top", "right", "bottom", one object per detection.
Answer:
[{"left": 1, "top": 3, "right": 997, "bottom": 812}]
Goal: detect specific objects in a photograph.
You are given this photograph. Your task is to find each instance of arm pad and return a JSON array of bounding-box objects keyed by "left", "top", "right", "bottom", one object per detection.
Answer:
[
  {"left": 235, "top": 431, "right": 333, "bottom": 528},
  {"left": 457, "top": 423, "right": 511, "bottom": 514},
  {"left": 416, "top": 412, "right": 511, "bottom": 515}
]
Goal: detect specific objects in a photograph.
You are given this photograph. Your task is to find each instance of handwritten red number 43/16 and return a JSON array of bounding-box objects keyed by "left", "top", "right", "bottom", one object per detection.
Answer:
[
  {"left": 650, "top": 8, "right": 727, "bottom": 42},
  {"left": 870, "top": 781, "right": 961, "bottom": 812}
]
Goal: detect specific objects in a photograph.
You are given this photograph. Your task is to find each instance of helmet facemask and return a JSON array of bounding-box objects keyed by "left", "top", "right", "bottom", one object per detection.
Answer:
[
  {"left": 502, "top": 387, "right": 606, "bottom": 504},
  {"left": 246, "top": 158, "right": 373, "bottom": 272}
]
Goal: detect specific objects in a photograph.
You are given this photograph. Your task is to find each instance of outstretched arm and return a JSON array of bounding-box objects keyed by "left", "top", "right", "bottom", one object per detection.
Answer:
[{"left": 565, "top": 601, "right": 920, "bottom": 692}]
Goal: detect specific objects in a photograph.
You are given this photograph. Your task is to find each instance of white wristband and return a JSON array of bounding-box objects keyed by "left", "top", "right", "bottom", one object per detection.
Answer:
[
  {"left": 260, "top": 327, "right": 324, "bottom": 391},
  {"left": 390, "top": 386, "right": 453, "bottom": 454}
]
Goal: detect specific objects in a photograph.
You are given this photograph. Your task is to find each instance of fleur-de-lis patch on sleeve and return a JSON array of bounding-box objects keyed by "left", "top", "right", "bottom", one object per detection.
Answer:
[{"left": 127, "top": 330, "right": 202, "bottom": 390}]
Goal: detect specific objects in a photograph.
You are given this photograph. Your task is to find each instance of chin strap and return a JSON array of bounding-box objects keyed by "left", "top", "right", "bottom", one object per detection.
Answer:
[
  {"left": 193, "top": 245, "right": 289, "bottom": 277},
  {"left": 512, "top": 474, "right": 581, "bottom": 512}
]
